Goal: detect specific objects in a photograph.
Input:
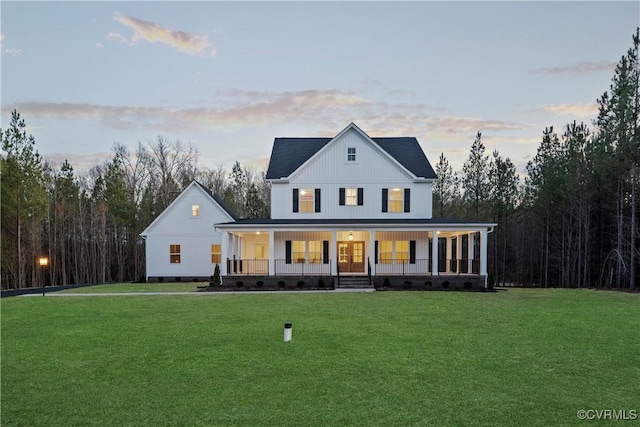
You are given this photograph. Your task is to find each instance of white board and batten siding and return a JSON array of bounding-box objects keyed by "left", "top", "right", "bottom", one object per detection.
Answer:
[
  {"left": 141, "top": 182, "right": 233, "bottom": 279},
  {"left": 270, "top": 128, "right": 433, "bottom": 220}
]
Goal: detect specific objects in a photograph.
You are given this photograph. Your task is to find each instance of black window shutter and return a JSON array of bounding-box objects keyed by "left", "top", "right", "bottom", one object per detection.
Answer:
[
  {"left": 382, "top": 188, "right": 388, "bottom": 212},
  {"left": 374, "top": 240, "right": 379, "bottom": 264},
  {"left": 285, "top": 240, "right": 292, "bottom": 264},
  {"left": 339, "top": 188, "right": 345, "bottom": 206},
  {"left": 293, "top": 189, "right": 299, "bottom": 212},
  {"left": 404, "top": 188, "right": 411, "bottom": 212},
  {"left": 409, "top": 240, "right": 416, "bottom": 264},
  {"left": 315, "top": 188, "right": 321, "bottom": 212},
  {"left": 357, "top": 188, "right": 364, "bottom": 205},
  {"left": 322, "top": 240, "right": 329, "bottom": 264}
]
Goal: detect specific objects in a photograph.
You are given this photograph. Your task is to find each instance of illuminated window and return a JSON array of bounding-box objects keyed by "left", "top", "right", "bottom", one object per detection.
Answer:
[
  {"left": 191, "top": 204, "right": 200, "bottom": 217},
  {"left": 293, "top": 241, "right": 306, "bottom": 263},
  {"left": 346, "top": 188, "right": 357, "bottom": 206},
  {"left": 347, "top": 147, "right": 356, "bottom": 162},
  {"left": 308, "top": 241, "right": 322, "bottom": 263},
  {"left": 396, "top": 241, "right": 409, "bottom": 262},
  {"left": 211, "top": 244, "right": 221, "bottom": 264},
  {"left": 379, "top": 241, "right": 393, "bottom": 263},
  {"left": 170, "top": 244, "right": 181, "bottom": 264},
  {"left": 389, "top": 189, "right": 403, "bottom": 212},
  {"left": 299, "top": 189, "right": 314, "bottom": 213}
]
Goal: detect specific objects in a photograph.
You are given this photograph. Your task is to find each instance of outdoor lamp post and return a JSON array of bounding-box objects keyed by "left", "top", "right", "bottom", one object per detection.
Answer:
[{"left": 39, "top": 256, "right": 49, "bottom": 296}]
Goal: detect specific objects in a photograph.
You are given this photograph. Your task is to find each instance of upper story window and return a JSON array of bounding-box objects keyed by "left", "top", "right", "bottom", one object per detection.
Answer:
[
  {"left": 299, "top": 189, "right": 314, "bottom": 212},
  {"left": 389, "top": 189, "right": 404, "bottom": 212},
  {"left": 191, "top": 204, "right": 200, "bottom": 217},
  {"left": 293, "top": 188, "right": 321, "bottom": 213},
  {"left": 382, "top": 188, "right": 410, "bottom": 213},
  {"left": 339, "top": 188, "right": 364, "bottom": 206}
]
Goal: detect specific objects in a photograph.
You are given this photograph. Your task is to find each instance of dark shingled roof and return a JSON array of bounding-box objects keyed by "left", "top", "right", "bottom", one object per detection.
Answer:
[{"left": 265, "top": 136, "right": 437, "bottom": 180}]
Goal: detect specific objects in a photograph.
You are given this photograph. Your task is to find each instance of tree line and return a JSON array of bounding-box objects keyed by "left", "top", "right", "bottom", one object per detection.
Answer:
[
  {"left": 1, "top": 126, "right": 269, "bottom": 289},
  {"left": 433, "top": 29, "right": 639, "bottom": 290},
  {"left": 2, "top": 29, "right": 638, "bottom": 290}
]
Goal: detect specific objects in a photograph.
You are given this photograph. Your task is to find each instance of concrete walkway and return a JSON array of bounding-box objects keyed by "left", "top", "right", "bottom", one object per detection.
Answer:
[{"left": 20, "top": 288, "right": 375, "bottom": 297}]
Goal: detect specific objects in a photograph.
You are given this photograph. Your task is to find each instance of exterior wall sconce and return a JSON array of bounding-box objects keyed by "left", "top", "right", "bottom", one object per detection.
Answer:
[{"left": 348, "top": 232, "right": 353, "bottom": 240}]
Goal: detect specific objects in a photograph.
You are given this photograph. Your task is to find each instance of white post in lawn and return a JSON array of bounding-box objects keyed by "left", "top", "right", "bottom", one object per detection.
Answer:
[{"left": 284, "top": 323, "right": 292, "bottom": 342}]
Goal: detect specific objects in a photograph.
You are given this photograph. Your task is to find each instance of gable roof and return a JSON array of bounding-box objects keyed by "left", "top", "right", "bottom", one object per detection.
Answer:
[
  {"left": 265, "top": 124, "right": 437, "bottom": 180},
  {"left": 140, "top": 180, "right": 237, "bottom": 236},
  {"left": 192, "top": 181, "right": 238, "bottom": 221}
]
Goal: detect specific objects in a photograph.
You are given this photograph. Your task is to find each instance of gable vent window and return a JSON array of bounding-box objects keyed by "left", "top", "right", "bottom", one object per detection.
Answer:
[
  {"left": 191, "top": 204, "right": 200, "bottom": 217},
  {"left": 347, "top": 147, "right": 356, "bottom": 162}
]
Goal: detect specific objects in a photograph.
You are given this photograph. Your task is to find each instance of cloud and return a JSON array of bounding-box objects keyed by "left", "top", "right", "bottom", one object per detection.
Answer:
[
  {"left": 96, "top": 42, "right": 104, "bottom": 48},
  {"left": 537, "top": 103, "right": 599, "bottom": 117},
  {"left": 3, "top": 89, "right": 529, "bottom": 147},
  {"left": 2, "top": 90, "right": 369, "bottom": 132},
  {"left": 3, "top": 49, "right": 23, "bottom": 55},
  {"left": 113, "top": 14, "right": 216, "bottom": 56},
  {"left": 534, "top": 61, "right": 616, "bottom": 75},
  {"left": 107, "top": 32, "right": 128, "bottom": 43}
]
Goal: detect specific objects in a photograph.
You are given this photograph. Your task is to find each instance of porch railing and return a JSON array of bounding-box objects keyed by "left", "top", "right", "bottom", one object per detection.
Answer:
[
  {"left": 375, "top": 259, "right": 481, "bottom": 275},
  {"left": 225, "top": 258, "right": 480, "bottom": 276},
  {"left": 226, "top": 258, "right": 269, "bottom": 276},
  {"left": 274, "top": 259, "right": 332, "bottom": 276},
  {"left": 375, "top": 259, "right": 429, "bottom": 276}
]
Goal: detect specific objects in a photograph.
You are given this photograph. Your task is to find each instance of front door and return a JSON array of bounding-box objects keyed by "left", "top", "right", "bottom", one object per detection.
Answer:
[{"left": 338, "top": 241, "right": 365, "bottom": 273}]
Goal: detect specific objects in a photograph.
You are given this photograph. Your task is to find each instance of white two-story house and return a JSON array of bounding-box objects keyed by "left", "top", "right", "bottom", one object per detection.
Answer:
[{"left": 211, "top": 123, "right": 496, "bottom": 287}]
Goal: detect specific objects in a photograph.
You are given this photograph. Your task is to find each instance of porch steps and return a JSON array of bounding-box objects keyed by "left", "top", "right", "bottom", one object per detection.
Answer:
[{"left": 336, "top": 277, "right": 374, "bottom": 289}]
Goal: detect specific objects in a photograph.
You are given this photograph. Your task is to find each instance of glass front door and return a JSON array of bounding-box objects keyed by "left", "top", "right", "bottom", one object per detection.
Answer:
[{"left": 337, "top": 241, "right": 365, "bottom": 273}]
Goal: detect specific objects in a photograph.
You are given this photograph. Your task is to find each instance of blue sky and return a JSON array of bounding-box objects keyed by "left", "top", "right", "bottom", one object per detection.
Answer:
[{"left": 1, "top": 1, "right": 639, "bottom": 175}]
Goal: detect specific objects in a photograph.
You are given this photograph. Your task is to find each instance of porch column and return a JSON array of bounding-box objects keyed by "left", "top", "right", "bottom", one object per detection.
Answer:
[
  {"left": 331, "top": 230, "right": 337, "bottom": 275},
  {"left": 468, "top": 232, "right": 474, "bottom": 273},
  {"left": 369, "top": 230, "right": 376, "bottom": 276},
  {"left": 445, "top": 236, "right": 452, "bottom": 273},
  {"left": 431, "top": 230, "right": 439, "bottom": 276},
  {"left": 221, "top": 232, "right": 228, "bottom": 276},
  {"left": 457, "top": 234, "right": 463, "bottom": 273},
  {"left": 480, "top": 229, "right": 488, "bottom": 283},
  {"left": 268, "top": 231, "right": 275, "bottom": 276}
]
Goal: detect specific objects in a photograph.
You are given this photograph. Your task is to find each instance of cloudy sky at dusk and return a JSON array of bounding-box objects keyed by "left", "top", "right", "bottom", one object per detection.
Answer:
[{"left": 1, "top": 1, "right": 638, "bottom": 175}]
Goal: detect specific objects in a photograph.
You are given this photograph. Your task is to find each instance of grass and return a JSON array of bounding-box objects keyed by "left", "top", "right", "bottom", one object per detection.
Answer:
[
  {"left": 57, "top": 282, "right": 203, "bottom": 293},
  {"left": 2, "top": 289, "right": 639, "bottom": 426}
]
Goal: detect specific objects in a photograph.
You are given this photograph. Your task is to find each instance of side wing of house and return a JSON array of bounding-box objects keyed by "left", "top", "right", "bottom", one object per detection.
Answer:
[
  {"left": 140, "top": 182, "right": 235, "bottom": 281},
  {"left": 269, "top": 124, "right": 435, "bottom": 220}
]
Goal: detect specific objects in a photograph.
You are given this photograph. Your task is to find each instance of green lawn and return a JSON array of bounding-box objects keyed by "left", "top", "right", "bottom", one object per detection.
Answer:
[{"left": 2, "top": 289, "right": 638, "bottom": 426}]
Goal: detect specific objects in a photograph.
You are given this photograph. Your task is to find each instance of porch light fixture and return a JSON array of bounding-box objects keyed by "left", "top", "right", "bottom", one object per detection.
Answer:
[
  {"left": 349, "top": 232, "right": 353, "bottom": 241},
  {"left": 256, "top": 231, "right": 260, "bottom": 235}
]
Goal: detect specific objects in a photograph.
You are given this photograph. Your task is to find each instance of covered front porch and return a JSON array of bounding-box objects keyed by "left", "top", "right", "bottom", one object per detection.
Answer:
[{"left": 215, "top": 220, "right": 495, "bottom": 285}]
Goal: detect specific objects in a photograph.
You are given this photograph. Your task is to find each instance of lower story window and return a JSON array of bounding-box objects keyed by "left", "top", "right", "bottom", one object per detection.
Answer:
[
  {"left": 308, "top": 241, "right": 322, "bottom": 263},
  {"left": 379, "top": 241, "right": 393, "bottom": 263},
  {"left": 293, "top": 241, "right": 306, "bottom": 263},
  {"left": 211, "top": 244, "right": 221, "bottom": 264},
  {"left": 170, "top": 244, "right": 181, "bottom": 264}
]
